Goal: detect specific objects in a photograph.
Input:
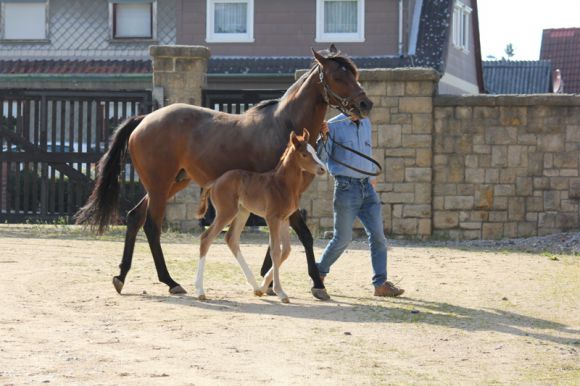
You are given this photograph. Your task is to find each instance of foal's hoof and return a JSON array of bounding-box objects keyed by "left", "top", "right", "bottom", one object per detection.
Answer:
[
  {"left": 112, "top": 277, "right": 124, "bottom": 294},
  {"left": 169, "top": 285, "right": 187, "bottom": 295},
  {"left": 311, "top": 287, "right": 331, "bottom": 301},
  {"left": 254, "top": 289, "right": 264, "bottom": 297},
  {"left": 266, "top": 287, "right": 276, "bottom": 296},
  {"left": 281, "top": 297, "right": 290, "bottom": 304},
  {"left": 197, "top": 294, "right": 207, "bottom": 301}
]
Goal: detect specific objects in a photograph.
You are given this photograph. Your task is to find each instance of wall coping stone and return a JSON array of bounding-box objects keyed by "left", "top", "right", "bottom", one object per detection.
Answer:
[
  {"left": 150, "top": 45, "right": 211, "bottom": 59},
  {"left": 296, "top": 67, "right": 440, "bottom": 81},
  {"left": 435, "top": 94, "right": 580, "bottom": 107}
]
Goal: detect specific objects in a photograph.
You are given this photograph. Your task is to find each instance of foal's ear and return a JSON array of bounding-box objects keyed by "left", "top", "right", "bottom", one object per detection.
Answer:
[
  {"left": 302, "top": 128, "right": 310, "bottom": 142},
  {"left": 329, "top": 44, "right": 338, "bottom": 55},
  {"left": 312, "top": 47, "right": 327, "bottom": 66},
  {"left": 290, "top": 131, "right": 300, "bottom": 149}
]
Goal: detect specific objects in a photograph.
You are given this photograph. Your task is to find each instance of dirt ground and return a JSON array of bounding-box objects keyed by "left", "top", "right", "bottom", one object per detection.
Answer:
[{"left": 0, "top": 225, "right": 578, "bottom": 385}]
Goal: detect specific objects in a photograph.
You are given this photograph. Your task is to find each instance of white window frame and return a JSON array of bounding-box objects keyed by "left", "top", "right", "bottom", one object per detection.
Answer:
[
  {"left": 0, "top": 0, "right": 49, "bottom": 41},
  {"left": 452, "top": 1, "right": 471, "bottom": 53},
  {"left": 109, "top": 1, "right": 157, "bottom": 41},
  {"left": 206, "top": 0, "right": 254, "bottom": 43},
  {"left": 316, "top": 0, "right": 364, "bottom": 43}
]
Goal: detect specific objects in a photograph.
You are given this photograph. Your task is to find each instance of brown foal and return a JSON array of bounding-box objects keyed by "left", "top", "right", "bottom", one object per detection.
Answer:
[{"left": 195, "top": 129, "right": 325, "bottom": 303}]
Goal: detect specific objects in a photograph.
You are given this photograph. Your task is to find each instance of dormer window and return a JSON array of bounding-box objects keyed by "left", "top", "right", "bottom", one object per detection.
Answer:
[
  {"left": 110, "top": 0, "right": 157, "bottom": 40},
  {"left": 452, "top": 1, "right": 471, "bottom": 52},
  {"left": 316, "top": 0, "right": 365, "bottom": 43},
  {"left": 206, "top": 0, "right": 254, "bottom": 43},
  {"left": 1, "top": 0, "right": 49, "bottom": 41}
]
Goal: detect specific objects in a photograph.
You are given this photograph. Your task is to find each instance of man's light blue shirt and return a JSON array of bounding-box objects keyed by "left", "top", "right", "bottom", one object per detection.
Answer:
[{"left": 316, "top": 113, "right": 377, "bottom": 179}]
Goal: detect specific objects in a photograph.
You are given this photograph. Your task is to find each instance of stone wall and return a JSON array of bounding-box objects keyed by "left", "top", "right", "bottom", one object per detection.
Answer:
[
  {"left": 300, "top": 68, "right": 439, "bottom": 237},
  {"left": 432, "top": 95, "right": 580, "bottom": 239},
  {"left": 150, "top": 45, "right": 210, "bottom": 231},
  {"left": 151, "top": 49, "right": 580, "bottom": 240}
]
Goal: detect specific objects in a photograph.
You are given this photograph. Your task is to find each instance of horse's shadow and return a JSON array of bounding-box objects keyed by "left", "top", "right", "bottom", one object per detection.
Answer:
[{"left": 125, "top": 292, "right": 580, "bottom": 348}]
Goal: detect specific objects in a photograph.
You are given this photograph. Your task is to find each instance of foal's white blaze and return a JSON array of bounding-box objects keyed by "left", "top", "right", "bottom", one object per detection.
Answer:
[
  {"left": 307, "top": 143, "right": 326, "bottom": 170},
  {"left": 195, "top": 256, "right": 206, "bottom": 299}
]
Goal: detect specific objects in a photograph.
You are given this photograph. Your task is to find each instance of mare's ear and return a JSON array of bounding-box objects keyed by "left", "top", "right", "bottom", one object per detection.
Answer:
[
  {"left": 302, "top": 128, "right": 310, "bottom": 142},
  {"left": 329, "top": 44, "right": 338, "bottom": 54},
  {"left": 290, "top": 131, "right": 300, "bottom": 149},
  {"left": 311, "top": 47, "right": 327, "bottom": 66}
]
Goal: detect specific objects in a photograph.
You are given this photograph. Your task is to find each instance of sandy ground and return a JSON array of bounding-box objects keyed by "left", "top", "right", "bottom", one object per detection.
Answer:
[{"left": 0, "top": 225, "right": 578, "bottom": 385}]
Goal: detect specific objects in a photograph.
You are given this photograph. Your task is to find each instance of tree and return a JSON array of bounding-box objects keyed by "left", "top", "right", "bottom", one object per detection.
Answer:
[{"left": 504, "top": 43, "right": 515, "bottom": 60}]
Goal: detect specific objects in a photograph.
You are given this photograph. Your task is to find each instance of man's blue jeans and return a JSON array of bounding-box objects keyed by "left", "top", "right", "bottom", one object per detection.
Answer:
[{"left": 317, "top": 176, "right": 388, "bottom": 287}]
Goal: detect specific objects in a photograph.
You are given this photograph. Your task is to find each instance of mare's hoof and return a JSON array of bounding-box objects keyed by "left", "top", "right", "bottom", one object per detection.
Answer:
[
  {"left": 169, "top": 285, "right": 187, "bottom": 295},
  {"left": 311, "top": 287, "right": 331, "bottom": 301},
  {"left": 197, "top": 294, "right": 207, "bottom": 301},
  {"left": 266, "top": 288, "right": 276, "bottom": 296},
  {"left": 112, "top": 277, "right": 124, "bottom": 294},
  {"left": 254, "top": 289, "right": 264, "bottom": 297},
  {"left": 281, "top": 297, "right": 290, "bottom": 304}
]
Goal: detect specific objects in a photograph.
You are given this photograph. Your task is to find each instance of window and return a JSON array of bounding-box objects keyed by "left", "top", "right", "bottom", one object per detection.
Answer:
[
  {"left": 316, "top": 0, "right": 364, "bottom": 43},
  {"left": 1, "top": 1, "right": 48, "bottom": 40},
  {"left": 110, "top": 1, "right": 156, "bottom": 40},
  {"left": 206, "top": 0, "right": 254, "bottom": 43},
  {"left": 452, "top": 1, "right": 471, "bottom": 52}
]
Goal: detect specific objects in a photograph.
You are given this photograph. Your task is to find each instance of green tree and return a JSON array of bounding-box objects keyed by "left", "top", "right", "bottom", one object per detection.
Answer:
[{"left": 504, "top": 43, "right": 515, "bottom": 60}]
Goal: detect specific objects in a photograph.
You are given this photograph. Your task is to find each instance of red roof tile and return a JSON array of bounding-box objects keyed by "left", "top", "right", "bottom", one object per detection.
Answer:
[
  {"left": 0, "top": 59, "right": 151, "bottom": 75},
  {"left": 540, "top": 28, "right": 580, "bottom": 93}
]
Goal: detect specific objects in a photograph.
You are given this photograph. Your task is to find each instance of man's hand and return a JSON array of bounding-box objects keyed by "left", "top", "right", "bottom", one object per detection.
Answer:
[
  {"left": 320, "top": 121, "right": 329, "bottom": 141},
  {"left": 370, "top": 179, "right": 377, "bottom": 189}
]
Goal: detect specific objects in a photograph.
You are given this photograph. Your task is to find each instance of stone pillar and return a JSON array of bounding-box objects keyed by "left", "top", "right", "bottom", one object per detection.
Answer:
[
  {"left": 149, "top": 45, "right": 210, "bottom": 231},
  {"left": 300, "top": 68, "right": 439, "bottom": 238},
  {"left": 150, "top": 45, "right": 210, "bottom": 106}
]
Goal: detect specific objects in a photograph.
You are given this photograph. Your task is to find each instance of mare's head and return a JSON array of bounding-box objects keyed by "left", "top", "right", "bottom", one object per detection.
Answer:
[
  {"left": 286, "top": 129, "right": 326, "bottom": 176},
  {"left": 312, "top": 44, "right": 373, "bottom": 119}
]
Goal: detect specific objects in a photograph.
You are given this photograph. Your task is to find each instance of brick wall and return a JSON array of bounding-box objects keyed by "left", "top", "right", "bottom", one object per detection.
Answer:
[
  {"left": 301, "top": 69, "right": 580, "bottom": 240},
  {"left": 152, "top": 52, "right": 580, "bottom": 240},
  {"left": 432, "top": 95, "right": 580, "bottom": 239},
  {"left": 300, "top": 68, "right": 439, "bottom": 238}
]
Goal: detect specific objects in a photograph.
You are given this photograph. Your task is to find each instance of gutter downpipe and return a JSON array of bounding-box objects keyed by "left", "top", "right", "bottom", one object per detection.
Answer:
[{"left": 398, "top": 0, "right": 404, "bottom": 56}]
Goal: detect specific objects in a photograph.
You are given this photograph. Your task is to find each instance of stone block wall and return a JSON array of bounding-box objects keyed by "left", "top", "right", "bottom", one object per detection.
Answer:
[
  {"left": 432, "top": 95, "right": 580, "bottom": 239},
  {"left": 150, "top": 45, "right": 210, "bottom": 231},
  {"left": 300, "top": 68, "right": 439, "bottom": 238}
]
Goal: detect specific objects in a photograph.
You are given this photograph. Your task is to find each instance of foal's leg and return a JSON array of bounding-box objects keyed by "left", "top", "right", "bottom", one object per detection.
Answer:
[
  {"left": 143, "top": 192, "right": 185, "bottom": 294},
  {"left": 225, "top": 208, "right": 262, "bottom": 295},
  {"left": 260, "top": 210, "right": 329, "bottom": 300},
  {"left": 113, "top": 195, "right": 148, "bottom": 294},
  {"left": 261, "top": 218, "right": 289, "bottom": 303},
  {"left": 197, "top": 207, "right": 238, "bottom": 300},
  {"left": 260, "top": 220, "right": 291, "bottom": 296}
]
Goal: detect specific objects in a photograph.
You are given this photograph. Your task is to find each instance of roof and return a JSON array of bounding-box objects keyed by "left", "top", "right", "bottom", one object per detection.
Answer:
[
  {"left": 0, "top": 0, "right": 484, "bottom": 91},
  {"left": 483, "top": 60, "right": 552, "bottom": 94},
  {"left": 540, "top": 28, "right": 580, "bottom": 93},
  {"left": 0, "top": 59, "right": 151, "bottom": 74}
]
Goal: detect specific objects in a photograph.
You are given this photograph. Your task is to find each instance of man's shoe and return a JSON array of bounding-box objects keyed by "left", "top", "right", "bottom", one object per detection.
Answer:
[{"left": 374, "top": 281, "right": 404, "bottom": 297}]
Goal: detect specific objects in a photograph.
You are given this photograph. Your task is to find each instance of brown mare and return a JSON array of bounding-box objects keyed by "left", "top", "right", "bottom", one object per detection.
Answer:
[
  {"left": 195, "top": 129, "right": 326, "bottom": 303},
  {"left": 75, "top": 44, "right": 372, "bottom": 299}
]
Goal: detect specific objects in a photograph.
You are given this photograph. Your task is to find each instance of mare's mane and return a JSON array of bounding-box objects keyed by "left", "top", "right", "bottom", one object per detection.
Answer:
[{"left": 245, "top": 48, "right": 358, "bottom": 115}]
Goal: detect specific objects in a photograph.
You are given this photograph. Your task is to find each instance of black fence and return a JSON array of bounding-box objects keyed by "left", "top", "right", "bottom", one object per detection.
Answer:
[{"left": 0, "top": 89, "right": 153, "bottom": 223}]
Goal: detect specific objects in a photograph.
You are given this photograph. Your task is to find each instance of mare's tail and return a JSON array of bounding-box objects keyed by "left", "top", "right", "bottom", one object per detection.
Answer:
[
  {"left": 75, "top": 115, "right": 146, "bottom": 234},
  {"left": 196, "top": 184, "right": 214, "bottom": 219}
]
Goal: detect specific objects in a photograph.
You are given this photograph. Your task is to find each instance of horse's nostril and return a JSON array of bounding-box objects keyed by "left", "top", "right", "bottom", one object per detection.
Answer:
[{"left": 360, "top": 99, "right": 373, "bottom": 111}]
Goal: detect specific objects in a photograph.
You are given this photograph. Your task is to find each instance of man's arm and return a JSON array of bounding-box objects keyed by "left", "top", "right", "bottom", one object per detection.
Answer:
[{"left": 316, "top": 120, "right": 332, "bottom": 164}]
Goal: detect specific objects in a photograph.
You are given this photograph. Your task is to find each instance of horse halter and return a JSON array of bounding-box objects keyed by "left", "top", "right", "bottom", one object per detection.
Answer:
[{"left": 317, "top": 65, "right": 365, "bottom": 117}]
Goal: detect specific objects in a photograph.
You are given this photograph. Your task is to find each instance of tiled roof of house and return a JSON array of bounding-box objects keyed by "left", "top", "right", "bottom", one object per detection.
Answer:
[
  {"left": 0, "top": 0, "right": 483, "bottom": 91},
  {"left": 0, "top": 59, "right": 151, "bottom": 74},
  {"left": 483, "top": 60, "right": 552, "bottom": 94},
  {"left": 540, "top": 28, "right": 580, "bottom": 93}
]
